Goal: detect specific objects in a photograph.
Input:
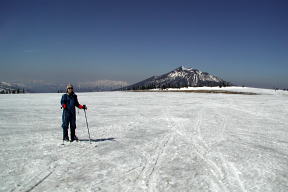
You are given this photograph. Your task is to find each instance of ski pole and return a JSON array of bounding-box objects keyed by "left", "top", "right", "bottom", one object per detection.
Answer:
[{"left": 84, "top": 109, "right": 91, "bottom": 144}]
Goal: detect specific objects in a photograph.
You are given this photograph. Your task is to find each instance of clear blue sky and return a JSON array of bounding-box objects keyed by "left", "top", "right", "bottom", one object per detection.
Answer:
[{"left": 0, "top": 0, "right": 287, "bottom": 88}]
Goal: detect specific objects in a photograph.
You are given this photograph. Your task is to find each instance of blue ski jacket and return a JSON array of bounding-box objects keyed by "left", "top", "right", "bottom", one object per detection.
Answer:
[{"left": 61, "top": 93, "right": 81, "bottom": 116}]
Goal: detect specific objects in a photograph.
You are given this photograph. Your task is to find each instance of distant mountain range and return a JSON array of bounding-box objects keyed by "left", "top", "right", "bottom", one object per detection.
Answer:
[
  {"left": 0, "top": 82, "right": 25, "bottom": 94},
  {"left": 121, "top": 66, "right": 231, "bottom": 90},
  {"left": 1, "top": 80, "right": 128, "bottom": 93},
  {"left": 1, "top": 66, "right": 231, "bottom": 93}
]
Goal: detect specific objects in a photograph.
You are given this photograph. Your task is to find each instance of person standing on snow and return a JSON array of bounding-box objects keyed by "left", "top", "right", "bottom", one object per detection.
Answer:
[{"left": 61, "top": 84, "right": 87, "bottom": 142}]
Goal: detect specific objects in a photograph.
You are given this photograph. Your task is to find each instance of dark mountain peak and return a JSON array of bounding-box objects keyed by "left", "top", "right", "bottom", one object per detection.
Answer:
[{"left": 121, "top": 66, "right": 231, "bottom": 90}]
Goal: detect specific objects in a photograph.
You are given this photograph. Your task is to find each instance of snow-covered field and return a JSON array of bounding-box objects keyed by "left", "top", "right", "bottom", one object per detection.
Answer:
[
  {"left": 0, "top": 88, "right": 288, "bottom": 192},
  {"left": 155, "top": 86, "right": 288, "bottom": 95}
]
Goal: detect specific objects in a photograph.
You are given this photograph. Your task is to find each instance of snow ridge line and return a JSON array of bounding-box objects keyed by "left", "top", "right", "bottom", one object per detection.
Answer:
[
  {"left": 224, "top": 95, "right": 280, "bottom": 123},
  {"left": 11, "top": 170, "right": 53, "bottom": 192},
  {"left": 24, "top": 171, "right": 53, "bottom": 192},
  {"left": 165, "top": 108, "right": 229, "bottom": 191},
  {"left": 192, "top": 110, "right": 229, "bottom": 192},
  {"left": 147, "top": 135, "right": 171, "bottom": 191},
  {"left": 127, "top": 108, "right": 174, "bottom": 192},
  {"left": 214, "top": 109, "right": 248, "bottom": 192},
  {"left": 177, "top": 109, "right": 230, "bottom": 192},
  {"left": 128, "top": 133, "right": 171, "bottom": 192}
]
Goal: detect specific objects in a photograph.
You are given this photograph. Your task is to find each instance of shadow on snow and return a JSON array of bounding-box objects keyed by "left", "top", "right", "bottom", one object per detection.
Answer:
[{"left": 79, "top": 137, "right": 116, "bottom": 143}]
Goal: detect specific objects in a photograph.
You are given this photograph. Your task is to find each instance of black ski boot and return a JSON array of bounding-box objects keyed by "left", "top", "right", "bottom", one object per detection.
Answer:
[
  {"left": 63, "top": 136, "right": 70, "bottom": 142},
  {"left": 70, "top": 128, "right": 78, "bottom": 142},
  {"left": 63, "top": 129, "right": 69, "bottom": 141},
  {"left": 70, "top": 135, "right": 79, "bottom": 142}
]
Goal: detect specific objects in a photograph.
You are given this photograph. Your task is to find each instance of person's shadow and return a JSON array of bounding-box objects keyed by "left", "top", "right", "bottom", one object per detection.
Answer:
[{"left": 79, "top": 137, "right": 116, "bottom": 143}]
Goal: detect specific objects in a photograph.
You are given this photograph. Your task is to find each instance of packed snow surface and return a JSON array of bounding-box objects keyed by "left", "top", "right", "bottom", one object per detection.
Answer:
[{"left": 0, "top": 88, "right": 288, "bottom": 192}]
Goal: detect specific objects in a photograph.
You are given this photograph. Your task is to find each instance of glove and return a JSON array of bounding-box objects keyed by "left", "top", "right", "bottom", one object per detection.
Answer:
[
  {"left": 79, "top": 104, "right": 87, "bottom": 110},
  {"left": 62, "top": 104, "right": 67, "bottom": 109}
]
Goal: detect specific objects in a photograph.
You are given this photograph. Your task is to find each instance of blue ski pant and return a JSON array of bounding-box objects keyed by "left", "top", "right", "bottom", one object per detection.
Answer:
[{"left": 62, "top": 111, "right": 76, "bottom": 138}]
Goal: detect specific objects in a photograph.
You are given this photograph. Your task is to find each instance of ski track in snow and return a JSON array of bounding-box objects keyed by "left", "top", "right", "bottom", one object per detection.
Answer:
[{"left": 0, "top": 89, "right": 288, "bottom": 192}]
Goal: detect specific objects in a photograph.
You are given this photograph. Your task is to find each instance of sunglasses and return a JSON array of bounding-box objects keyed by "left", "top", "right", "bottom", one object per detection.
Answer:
[{"left": 68, "top": 87, "right": 73, "bottom": 89}]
